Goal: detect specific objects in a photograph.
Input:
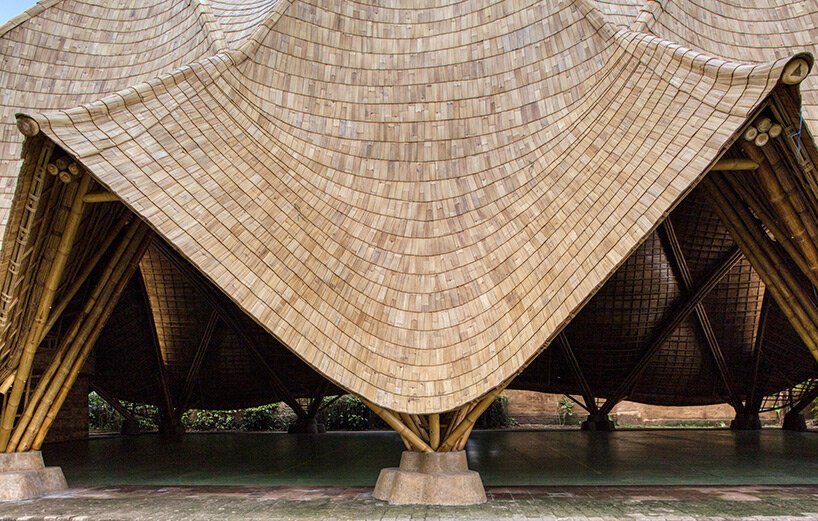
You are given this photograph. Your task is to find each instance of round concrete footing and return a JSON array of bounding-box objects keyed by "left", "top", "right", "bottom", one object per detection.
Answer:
[
  {"left": 372, "top": 450, "right": 486, "bottom": 505},
  {"left": 0, "top": 451, "right": 66, "bottom": 501},
  {"left": 731, "top": 413, "right": 762, "bottom": 431}
]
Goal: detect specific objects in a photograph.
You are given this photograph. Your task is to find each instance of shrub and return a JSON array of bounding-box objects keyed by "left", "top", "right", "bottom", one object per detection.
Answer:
[
  {"left": 182, "top": 409, "right": 238, "bottom": 431},
  {"left": 88, "top": 391, "right": 121, "bottom": 432},
  {"left": 321, "top": 395, "right": 371, "bottom": 431}
]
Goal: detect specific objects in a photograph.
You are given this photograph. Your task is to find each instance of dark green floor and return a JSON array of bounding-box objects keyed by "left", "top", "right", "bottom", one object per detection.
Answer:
[{"left": 41, "top": 429, "right": 818, "bottom": 487}]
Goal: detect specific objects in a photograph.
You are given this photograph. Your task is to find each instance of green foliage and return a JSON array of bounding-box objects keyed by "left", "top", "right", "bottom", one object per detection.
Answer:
[
  {"left": 558, "top": 395, "right": 576, "bottom": 425},
  {"left": 88, "top": 391, "right": 122, "bottom": 432},
  {"left": 238, "top": 403, "right": 296, "bottom": 431},
  {"left": 321, "top": 395, "right": 371, "bottom": 431},
  {"left": 475, "top": 395, "right": 516, "bottom": 429},
  {"left": 88, "top": 392, "right": 159, "bottom": 433},
  {"left": 182, "top": 409, "right": 238, "bottom": 431}
]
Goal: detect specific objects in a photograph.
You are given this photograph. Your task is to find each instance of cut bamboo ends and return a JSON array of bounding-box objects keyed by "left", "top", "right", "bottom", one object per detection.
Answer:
[
  {"left": 781, "top": 57, "right": 811, "bottom": 85},
  {"left": 15, "top": 116, "right": 39, "bottom": 137}
]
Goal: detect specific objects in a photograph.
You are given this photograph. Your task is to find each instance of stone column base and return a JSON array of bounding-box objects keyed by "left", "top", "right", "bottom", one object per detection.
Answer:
[
  {"left": 0, "top": 451, "right": 66, "bottom": 501},
  {"left": 373, "top": 450, "right": 486, "bottom": 505},
  {"left": 731, "top": 413, "right": 761, "bottom": 430}
]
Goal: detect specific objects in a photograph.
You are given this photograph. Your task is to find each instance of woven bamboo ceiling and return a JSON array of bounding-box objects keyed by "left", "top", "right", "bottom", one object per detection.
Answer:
[{"left": 0, "top": 1, "right": 816, "bottom": 413}]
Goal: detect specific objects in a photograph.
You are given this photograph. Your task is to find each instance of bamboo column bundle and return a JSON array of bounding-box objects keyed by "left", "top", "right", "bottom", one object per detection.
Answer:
[
  {"left": 708, "top": 178, "right": 818, "bottom": 349},
  {"left": 703, "top": 176, "right": 818, "bottom": 358},
  {"left": 399, "top": 412, "right": 424, "bottom": 441},
  {"left": 29, "top": 225, "right": 152, "bottom": 450},
  {"left": 360, "top": 398, "right": 433, "bottom": 453},
  {"left": 741, "top": 142, "right": 818, "bottom": 284},
  {"left": 41, "top": 213, "right": 130, "bottom": 341},
  {"left": 439, "top": 383, "right": 509, "bottom": 452},
  {"left": 7, "top": 219, "right": 145, "bottom": 450},
  {"left": 0, "top": 173, "right": 91, "bottom": 450},
  {"left": 725, "top": 175, "right": 817, "bottom": 287}
]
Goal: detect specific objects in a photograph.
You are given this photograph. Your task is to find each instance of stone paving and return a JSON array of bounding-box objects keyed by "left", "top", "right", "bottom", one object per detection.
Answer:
[{"left": 2, "top": 485, "right": 818, "bottom": 520}]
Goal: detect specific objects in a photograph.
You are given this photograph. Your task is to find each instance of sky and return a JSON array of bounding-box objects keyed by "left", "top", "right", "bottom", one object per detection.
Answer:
[{"left": 0, "top": 0, "right": 37, "bottom": 25}]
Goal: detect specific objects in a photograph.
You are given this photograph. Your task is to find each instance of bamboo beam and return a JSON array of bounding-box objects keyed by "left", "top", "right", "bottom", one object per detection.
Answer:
[
  {"left": 82, "top": 192, "right": 119, "bottom": 204},
  {"left": 0, "top": 139, "right": 53, "bottom": 334},
  {"left": 557, "top": 333, "right": 598, "bottom": 415},
  {"left": 710, "top": 158, "right": 759, "bottom": 171},
  {"left": 659, "top": 219, "right": 743, "bottom": 410},
  {"left": 790, "top": 382, "right": 818, "bottom": 415},
  {"left": 30, "top": 228, "right": 152, "bottom": 450},
  {"left": 7, "top": 220, "right": 143, "bottom": 449},
  {"left": 178, "top": 309, "right": 219, "bottom": 414},
  {"left": 429, "top": 413, "right": 440, "bottom": 450},
  {"left": 725, "top": 175, "right": 817, "bottom": 287},
  {"left": 0, "top": 173, "right": 91, "bottom": 450},
  {"left": 13, "top": 223, "right": 149, "bottom": 451},
  {"left": 599, "top": 244, "right": 743, "bottom": 415},
  {"left": 360, "top": 398, "right": 433, "bottom": 453},
  {"left": 708, "top": 175, "right": 818, "bottom": 340}
]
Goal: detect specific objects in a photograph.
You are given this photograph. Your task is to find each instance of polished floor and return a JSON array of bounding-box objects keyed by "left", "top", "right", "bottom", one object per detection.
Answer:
[{"left": 41, "top": 428, "right": 818, "bottom": 487}]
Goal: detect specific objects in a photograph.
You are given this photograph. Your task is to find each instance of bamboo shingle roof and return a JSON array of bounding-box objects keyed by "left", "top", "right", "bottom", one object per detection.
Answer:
[{"left": 1, "top": 1, "right": 817, "bottom": 414}]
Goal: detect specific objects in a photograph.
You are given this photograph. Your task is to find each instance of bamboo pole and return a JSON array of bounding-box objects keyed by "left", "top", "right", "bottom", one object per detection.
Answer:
[
  {"left": 0, "top": 173, "right": 91, "bottom": 450},
  {"left": 742, "top": 143, "right": 818, "bottom": 284},
  {"left": 710, "top": 158, "right": 759, "bottom": 171},
  {"left": 703, "top": 177, "right": 818, "bottom": 357},
  {"left": 429, "top": 413, "right": 440, "bottom": 450},
  {"left": 710, "top": 176, "right": 818, "bottom": 338},
  {"left": 12, "top": 222, "right": 148, "bottom": 451},
  {"left": 7, "top": 219, "right": 143, "bottom": 450},
  {"left": 82, "top": 192, "right": 119, "bottom": 204},
  {"left": 360, "top": 398, "right": 433, "bottom": 453},
  {"left": 399, "top": 412, "right": 423, "bottom": 440},
  {"left": 439, "top": 384, "right": 509, "bottom": 452},
  {"left": 31, "top": 228, "right": 152, "bottom": 450},
  {"left": 41, "top": 213, "right": 130, "bottom": 341},
  {"left": 726, "top": 175, "right": 817, "bottom": 287}
]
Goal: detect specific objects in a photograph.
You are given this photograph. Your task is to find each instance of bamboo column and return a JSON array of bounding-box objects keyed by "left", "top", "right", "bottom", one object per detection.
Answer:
[
  {"left": 0, "top": 173, "right": 91, "bottom": 450},
  {"left": 30, "top": 227, "right": 151, "bottom": 450},
  {"left": 741, "top": 142, "right": 818, "bottom": 285},
  {"left": 703, "top": 176, "right": 818, "bottom": 358},
  {"left": 7, "top": 219, "right": 144, "bottom": 450}
]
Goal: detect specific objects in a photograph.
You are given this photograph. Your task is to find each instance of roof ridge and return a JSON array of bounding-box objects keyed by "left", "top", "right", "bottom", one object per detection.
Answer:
[
  {"left": 630, "top": 0, "right": 663, "bottom": 34},
  {"left": 234, "top": 0, "right": 293, "bottom": 60},
  {"left": 190, "top": 0, "right": 228, "bottom": 52},
  {"left": 0, "top": 0, "right": 65, "bottom": 38}
]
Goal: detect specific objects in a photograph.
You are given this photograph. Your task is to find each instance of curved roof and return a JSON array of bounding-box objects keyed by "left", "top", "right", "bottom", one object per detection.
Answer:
[{"left": 2, "top": 0, "right": 816, "bottom": 413}]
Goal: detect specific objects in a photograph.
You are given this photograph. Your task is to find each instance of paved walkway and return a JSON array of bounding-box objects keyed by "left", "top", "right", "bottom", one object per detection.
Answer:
[{"left": 3, "top": 485, "right": 818, "bottom": 520}]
